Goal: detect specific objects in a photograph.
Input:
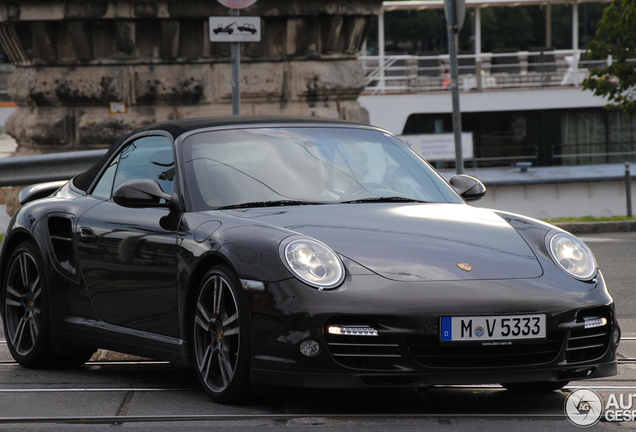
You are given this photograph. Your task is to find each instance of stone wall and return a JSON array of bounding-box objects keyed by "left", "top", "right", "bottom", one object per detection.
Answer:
[{"left": 0, "top": 0, "right": 382, "bottom": 153}]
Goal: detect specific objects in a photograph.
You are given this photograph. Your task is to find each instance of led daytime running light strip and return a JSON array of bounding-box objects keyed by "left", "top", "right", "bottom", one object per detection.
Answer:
[
  {"left": 327, "top": 326, "right": 379, "bottom": 336},
  {"left": 584, "top": 317, "right": 607, "bottom": 329}
]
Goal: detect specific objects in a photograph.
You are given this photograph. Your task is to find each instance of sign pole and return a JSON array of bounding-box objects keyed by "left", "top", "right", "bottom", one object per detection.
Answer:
[
  {"left": 231, "top": 8, "right": 241, "bottom": 115},
  {"left": 214, "top": 0, "right": 259, "bottom": 115}
]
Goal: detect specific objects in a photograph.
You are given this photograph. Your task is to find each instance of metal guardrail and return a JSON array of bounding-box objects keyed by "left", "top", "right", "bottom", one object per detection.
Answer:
[
  {"left": 0, "top": 149, "right": 106, "bottom": 187},
  {"left": 0, "top": 144, "right": 634, "bottom": 187}
]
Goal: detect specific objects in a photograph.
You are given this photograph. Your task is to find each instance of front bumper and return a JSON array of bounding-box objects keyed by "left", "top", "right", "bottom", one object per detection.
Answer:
[
  {"left": 252, "top": 361, "right": 618, "bottom": 388},
  {"left": 246, "top": 273, "right": 619, "bottom": 389}
]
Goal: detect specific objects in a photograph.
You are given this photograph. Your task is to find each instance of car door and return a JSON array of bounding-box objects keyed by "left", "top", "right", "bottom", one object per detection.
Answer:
[{"left": 76, "top": 135, "right": 181, "bottom": 338}]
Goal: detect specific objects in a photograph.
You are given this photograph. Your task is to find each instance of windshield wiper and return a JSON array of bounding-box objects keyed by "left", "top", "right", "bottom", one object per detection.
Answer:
[
  {"left": 216, "top": 200, "right": 326, "bottom": 210},
  {"left": 341, "top": 196, "right": 429, "bottom": 204}
]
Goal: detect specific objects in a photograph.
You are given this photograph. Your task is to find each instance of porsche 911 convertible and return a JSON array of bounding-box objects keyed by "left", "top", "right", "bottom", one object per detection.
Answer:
[{"left": 0, "top": 116, "right": 619, "bottom": 403}]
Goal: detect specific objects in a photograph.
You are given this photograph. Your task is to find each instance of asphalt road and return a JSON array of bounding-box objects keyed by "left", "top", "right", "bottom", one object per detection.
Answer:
[{"left": 0, "top": 232, "right": 634, "bottom": 431}]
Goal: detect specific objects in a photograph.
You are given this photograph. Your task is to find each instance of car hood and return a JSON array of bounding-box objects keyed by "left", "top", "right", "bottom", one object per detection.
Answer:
[{"left": 224, "top": 203, "right": 544, "bottom": 282}]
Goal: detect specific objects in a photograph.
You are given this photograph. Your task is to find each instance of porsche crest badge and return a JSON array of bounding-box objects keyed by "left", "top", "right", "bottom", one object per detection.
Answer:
[{"left": 457, "top": 263, "right": 472, "bottom": 272}]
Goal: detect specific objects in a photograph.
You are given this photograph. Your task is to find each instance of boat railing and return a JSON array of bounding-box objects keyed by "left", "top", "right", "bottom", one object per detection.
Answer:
[
  {"left": 555, "top": 141, "right": 636, "bottom": 166},
  {"left": 464, "top": 141, "right": 636, "bottom": 168},
  {"left": 359, "top": 49, "right": 610, "bottom": 95}
]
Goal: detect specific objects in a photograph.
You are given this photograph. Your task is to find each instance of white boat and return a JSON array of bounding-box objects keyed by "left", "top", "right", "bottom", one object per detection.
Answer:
[{"left": 357, "top": 0, "right": 635, "bottom": 169}]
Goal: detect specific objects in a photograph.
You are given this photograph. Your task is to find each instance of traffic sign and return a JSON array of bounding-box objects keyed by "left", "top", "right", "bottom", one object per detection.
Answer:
[
  {"left": 217, "top": 0, "right": 258, "bottom": 9},
  {"left": 209, "top": 17, "right": 261, "bottom": 42}
]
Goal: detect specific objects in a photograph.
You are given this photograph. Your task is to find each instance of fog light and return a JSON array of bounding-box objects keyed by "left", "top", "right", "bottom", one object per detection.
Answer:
[
  {"left": 300, "top": 340, "right": 320, "bottom": 357},
  {"left": 583, "top": 317, "right": 607, "bottom": 329},
  {"left": 613, "top": 328, "right": 621, "bottom": 345},
  {"left": 327, "top": 326, "right": 379, "bottom": 336}
]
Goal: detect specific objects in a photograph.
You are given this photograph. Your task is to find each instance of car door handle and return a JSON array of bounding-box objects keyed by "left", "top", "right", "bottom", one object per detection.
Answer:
[{"left": 79, "top": 227, "right": 96, "bottom": 244}]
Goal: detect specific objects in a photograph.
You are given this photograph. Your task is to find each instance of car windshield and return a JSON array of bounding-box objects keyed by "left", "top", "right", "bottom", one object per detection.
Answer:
[{"left": 182, "top": 127, "right": 463, "bottom": 210}]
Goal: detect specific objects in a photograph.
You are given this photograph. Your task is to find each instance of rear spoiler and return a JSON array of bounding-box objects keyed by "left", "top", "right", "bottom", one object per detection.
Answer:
[{"left": 18, "top": 180, "right": 69, "bottom": 205}]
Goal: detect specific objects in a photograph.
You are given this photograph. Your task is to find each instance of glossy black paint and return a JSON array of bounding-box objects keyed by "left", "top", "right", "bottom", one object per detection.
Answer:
[
  {"left": 0, "top": 117, "right": 618, "bottom": 392},
  {"left": 236, "top": 204, "right": 543, "bottom": 281},
  {"left": 76, "top": 201, "right": 178, "bottom": 336},
  {"left": 19, "top": 180, "right": 68, "bottom": 205},
  {"left": 449, "top": 174, "right": 487, "bottom": 201}
]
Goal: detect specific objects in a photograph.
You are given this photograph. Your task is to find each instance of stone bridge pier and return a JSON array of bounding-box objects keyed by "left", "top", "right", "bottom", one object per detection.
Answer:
[{"left": 0, "top": 0, "right": 381, "bottom": 155}]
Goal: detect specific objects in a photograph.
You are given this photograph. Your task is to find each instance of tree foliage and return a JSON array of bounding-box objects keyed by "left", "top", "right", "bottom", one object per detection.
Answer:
[
  {"left": 384, "top": 10, "right": 445, "bottom": 54},
  {"left": 583, "top": 0, "right": 636, "bottom": 117},
  {"left": 379, "top": 4, "right": 605, "bottom": 55},
  {"left": 481, "top": 7, "right": 534, "bottom": 51}
]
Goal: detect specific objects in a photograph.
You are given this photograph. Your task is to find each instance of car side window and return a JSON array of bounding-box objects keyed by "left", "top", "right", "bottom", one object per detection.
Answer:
[
  {"left": 91, "top": 156, "right": 119, "bottom": 199},
  {"left": 90, "top": 136, "right": 174, "bottom": 199}
]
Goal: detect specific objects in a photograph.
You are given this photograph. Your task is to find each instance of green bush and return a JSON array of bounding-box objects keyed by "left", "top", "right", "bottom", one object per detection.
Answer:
[{"left": 545, "top": 216, "right": 636, "bottom": 223}]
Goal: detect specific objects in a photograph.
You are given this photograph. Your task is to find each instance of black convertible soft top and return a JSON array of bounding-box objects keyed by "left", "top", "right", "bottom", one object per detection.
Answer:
[{"left": 72, "top": 115, "right": 357, "bottom": 192}]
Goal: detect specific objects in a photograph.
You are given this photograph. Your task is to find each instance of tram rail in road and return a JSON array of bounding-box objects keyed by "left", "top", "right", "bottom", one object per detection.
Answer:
[
  {"left": 0, "top": 347, "right": 633, "bottom": 426},
  {"left": 0, "top": 345, "right": 633, "bottom": 431}
]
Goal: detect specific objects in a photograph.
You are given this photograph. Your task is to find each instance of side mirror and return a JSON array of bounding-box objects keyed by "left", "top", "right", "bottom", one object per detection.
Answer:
[
  {"left": 113, "top": 179, "right": 178, "bottom": 208},
  {"left": 449, "top": 174, "right": 486, "bottom": 202}
]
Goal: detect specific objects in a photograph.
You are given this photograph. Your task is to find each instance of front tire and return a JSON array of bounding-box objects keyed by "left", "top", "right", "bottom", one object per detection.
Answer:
[
  {"left": 192, "top": 265, "right": 251, "bottom": 404},
  {"left": 2, "top": 241, "right": 55, "bottom": 368},
  {"left": 2, "top": 241, "right": 93, "bottom": 368}
]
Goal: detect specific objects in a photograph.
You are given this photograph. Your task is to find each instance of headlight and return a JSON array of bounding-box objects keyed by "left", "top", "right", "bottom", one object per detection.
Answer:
[
  {"left": 281, "top": 237, "right": 344, "bottom": 290},
  {"left": 546, "top": 231, "right": 597, "bottom": 281}
]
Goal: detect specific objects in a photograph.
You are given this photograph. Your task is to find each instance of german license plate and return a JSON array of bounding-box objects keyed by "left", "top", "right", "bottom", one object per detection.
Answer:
[{"left": 440, "top": 314, "right": 546, "bottom": 342}]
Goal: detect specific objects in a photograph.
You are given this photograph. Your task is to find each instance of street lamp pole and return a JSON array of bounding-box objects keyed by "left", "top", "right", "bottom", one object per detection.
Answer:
[
  {"left": 444, "top": 0, "right": 466, "bottom": 174},
  {"left": 231, "top": 8, "right": 241, "bottom": 115}
]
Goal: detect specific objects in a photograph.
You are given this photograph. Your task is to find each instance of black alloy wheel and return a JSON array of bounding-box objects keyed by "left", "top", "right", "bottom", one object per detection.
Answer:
[
  {"left": 2, "top": 241, "right": 54, "bottom": 367},
  {"left": 193, "top": 265, "right": 251, "bottom": 403}
]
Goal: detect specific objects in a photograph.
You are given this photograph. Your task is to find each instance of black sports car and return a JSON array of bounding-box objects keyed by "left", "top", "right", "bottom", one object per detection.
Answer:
[{"left": 0, "top": 116, "right": 619, "bottom": 404}]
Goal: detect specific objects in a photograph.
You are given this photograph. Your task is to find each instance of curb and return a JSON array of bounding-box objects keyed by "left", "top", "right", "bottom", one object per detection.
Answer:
[{"left": 553, "top": 220, "right": 636, "bottom": 235}]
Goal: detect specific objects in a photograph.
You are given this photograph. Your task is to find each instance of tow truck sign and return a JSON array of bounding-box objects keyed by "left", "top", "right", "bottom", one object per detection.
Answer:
[{"left": 209, "top": 17, "right": 261, "bottom": 42}]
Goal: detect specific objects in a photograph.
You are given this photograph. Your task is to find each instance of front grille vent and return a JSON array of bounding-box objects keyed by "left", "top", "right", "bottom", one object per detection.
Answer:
[
  {"left": 406, "top": 334, "right": 563, "bottom": 368},
  {"left": 325, "top": 334, "right": 402, "bottom": 370},
  {"left": 565, "top": 312, "right": 612, "bottom": 363}
]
